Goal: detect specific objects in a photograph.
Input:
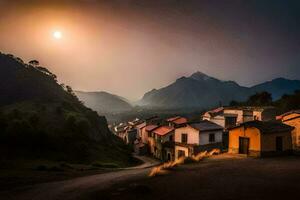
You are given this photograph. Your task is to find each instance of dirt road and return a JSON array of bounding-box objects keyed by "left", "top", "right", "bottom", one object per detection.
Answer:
[{"left": 1, "top": 156, "right": 159, "bottom": 200}]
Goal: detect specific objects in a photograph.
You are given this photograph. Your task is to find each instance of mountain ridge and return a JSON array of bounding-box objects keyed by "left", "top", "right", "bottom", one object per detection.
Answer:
[
  {"left": 75, "top": 91, "right": 133, "bottom": 114},
  {"left": 139, "top": 71, "right": 300, "bottom": 109}
]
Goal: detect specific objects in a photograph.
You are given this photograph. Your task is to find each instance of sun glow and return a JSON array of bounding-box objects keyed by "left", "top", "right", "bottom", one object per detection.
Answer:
[{"left": 53, "top": 31, "right": 62, "bottom": 39}]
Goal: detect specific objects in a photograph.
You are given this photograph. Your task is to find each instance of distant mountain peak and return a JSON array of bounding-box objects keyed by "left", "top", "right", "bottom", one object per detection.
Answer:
[
  {"left": 140, "top": 70, "right": 300, "bottom": 109},
  {"left": 176, "top": 76, "right": 188, "bottom": 82},
  {"left": 189, "top": 71, "right": 219, "bottom": 82}
]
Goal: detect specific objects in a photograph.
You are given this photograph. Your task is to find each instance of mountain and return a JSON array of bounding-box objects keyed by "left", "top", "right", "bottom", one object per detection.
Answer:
[
  {"left": 140, "top": 72, "right": 300, "bottom": 109},
  {"left": 0, "top": 53, "right": 133, "bottom": 165},
  {"left": 140, "top": 72, "right": 251, "bottom": 109},
  {"left": 75, "top": 91, "right": 132, "bottom": 114},
  {"left": 251, "top": 78, "right": 300, "bottom": 100}
]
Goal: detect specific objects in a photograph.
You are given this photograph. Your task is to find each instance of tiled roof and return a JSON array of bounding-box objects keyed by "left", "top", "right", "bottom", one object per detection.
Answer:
[
  {"left": 276, "top": 110, "right": 300, "bottom": 120},
  {"left": 166, "top": 116, "right": 181, "bottom": 122},
  {"left": 173, "top": 117, "right": 188, "bottom": 125},
  {"left": 230, "top": 120, "right": 294, "bottom": 134},
  {"left": 145, "top": 124, "right": 159, "bottom": 132},
  {"left": 210, "top": 107, "right": 224, "bottom": 113},
  {"left": 189, "top": 120, "right": 223, "bottom": 132},
  {"left": 153, "top": 126, "right": 174, "bottom": 136},
  {"left": 204, "top": 107, "right": 224, "bottom": 117}
]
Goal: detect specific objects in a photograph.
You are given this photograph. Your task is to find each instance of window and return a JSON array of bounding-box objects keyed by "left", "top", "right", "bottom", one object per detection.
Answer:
[
  {"left": 181, "top": 133, "right": 188, "bottom": 144},
  {"left": 148, "top": 132, "right": 151, "bottom": 137},
  {"left": 209, "top": 133, "right": 215, "bottom": 143},
  {"left": 169, "top": 135, "right": 173, "bottom": 141},
  {"left": 225, "top": 117, "right": 237, "bottom": 128}
]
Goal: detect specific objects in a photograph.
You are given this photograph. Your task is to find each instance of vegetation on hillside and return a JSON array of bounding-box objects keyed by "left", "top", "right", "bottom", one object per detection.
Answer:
[
  {"left": 230, "top": 90, "right": 300, "bottom": 114},
  {"left": 0, "top": 52, "right": 134, "bottom": 166}
]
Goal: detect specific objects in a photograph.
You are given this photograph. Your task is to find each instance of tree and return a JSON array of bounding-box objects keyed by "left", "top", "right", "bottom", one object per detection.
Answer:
[
  {"left": 247, "top": 91, "right": 272, "bottom": 106},
  {"left": 229, "top": 100, "right": 239, "bottom": 106},
  {"left": 29, "top": 60, "right": 40, "bottom": 66},
  {"left": 36, "top": 66, "right": 57, "bottom": 80},
  {"left": 66, "top": 85, "right": 75, "bottom": 96}
]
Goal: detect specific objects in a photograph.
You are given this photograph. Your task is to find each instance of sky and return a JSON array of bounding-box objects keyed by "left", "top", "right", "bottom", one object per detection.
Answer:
[{"left": 0, "top": 0, "right": 300, "bottom": 100}]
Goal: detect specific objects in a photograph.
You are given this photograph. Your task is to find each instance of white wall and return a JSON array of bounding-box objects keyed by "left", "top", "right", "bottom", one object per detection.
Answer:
[
  {"left": 175, "top": 125, "right": 199, "bottom": 145},
  {"left": 253, "top": 111, "right": 262, "bottom": 120},
  {"left": 199, "top": 130, "right": 223, "bottom": 145},
  {"left": 224, "top": 109, "right": 244, "bottom": 124},
  {"left": 210, "top": 116, "right": 225, "bottom": 128}
]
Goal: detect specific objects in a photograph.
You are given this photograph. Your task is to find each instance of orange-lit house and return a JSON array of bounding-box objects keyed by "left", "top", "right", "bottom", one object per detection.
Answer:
[
  {"left": 228, "top": 121, "right": 293, "bottom": 157},
  {"left": 277, "top": 110, "right": 300, "bottom": 152}
]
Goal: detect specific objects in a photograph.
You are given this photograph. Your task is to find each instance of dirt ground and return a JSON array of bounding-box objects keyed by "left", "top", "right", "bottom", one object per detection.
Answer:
[
  {"left": 0, "top": 156, "right": 159, "bottom": 200},
  {"left": 87, "top": 155, "right": 300, "bottom": 200}
]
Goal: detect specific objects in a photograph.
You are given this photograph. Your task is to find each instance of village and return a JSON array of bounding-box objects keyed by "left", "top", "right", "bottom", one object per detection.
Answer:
[{"left": 111, "top": 106, "right": 300, "bottom": 161}]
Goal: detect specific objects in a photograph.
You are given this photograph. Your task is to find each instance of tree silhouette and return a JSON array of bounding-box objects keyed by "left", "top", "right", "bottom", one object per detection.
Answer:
[
  {"left": 29, "top": 60, "right": 40, "bottom": 66},
  {"left": 247, "top": 91, "right": 272, "bottom": 106}
]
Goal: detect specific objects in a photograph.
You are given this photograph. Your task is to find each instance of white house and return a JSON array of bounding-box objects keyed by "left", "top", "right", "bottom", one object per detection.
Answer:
[
  {"left": 174, "top": 120, "right": 223, "bottom": 159},
  {"left": 203, "top": 106, "right": 277, "bottom": 129}
]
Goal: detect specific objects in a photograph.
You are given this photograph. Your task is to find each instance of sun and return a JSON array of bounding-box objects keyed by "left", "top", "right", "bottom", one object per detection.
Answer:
[{"left": 53, "top": 31, "right": 62, "bottom": 39}]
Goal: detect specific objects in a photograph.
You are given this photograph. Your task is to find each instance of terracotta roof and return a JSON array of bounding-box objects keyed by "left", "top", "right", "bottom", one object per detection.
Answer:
[
  {"left": 210, "top": 107, "right": 224, "bottom": 113},
  {"left": 229, "top": 120, "right": 294, "bottom": 134},
  {"left": 204, "top": 107, "right": 224, "bottom": 117},
  {"left": 189, "top": 120, "right": 223, "bottom": 132},
  {"left": 173, "top": 117, "right": 188, "bottom": 125},
  {"left": 166, "top": 116, "right": 181, "bottom": 122},
  {"left": 153, "top": 126, "right": 174, "bottom": 136},
  {"left": 277, "top": 110, "right": 300, "bottom": 120},
  {"left": 145, "top": 124, "right": 159, "bottom": 132}
]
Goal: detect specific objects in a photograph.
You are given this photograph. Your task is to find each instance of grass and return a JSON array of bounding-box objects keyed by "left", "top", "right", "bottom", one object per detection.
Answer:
[
  {"left": 0, "top": 159, "right": 121, "bottom": 191},
  {"left": 149, "top": 149, "right": 221, "bottom": 177}
]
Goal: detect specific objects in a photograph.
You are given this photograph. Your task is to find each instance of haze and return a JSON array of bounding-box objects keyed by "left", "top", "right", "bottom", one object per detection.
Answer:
[{"left": 0, "top": 0, "right": 300, "bottom": 100}]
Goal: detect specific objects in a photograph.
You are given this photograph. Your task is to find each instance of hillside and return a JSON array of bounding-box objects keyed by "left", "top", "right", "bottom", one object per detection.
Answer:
[
  {"left": 0, "top": 53, "right": 133, "bottom": 165},
  {"left": 140, "top": 72, "right": 300, "bottom": 109},
  {"left": 75, "top": 91, "right": 132, "bottom": 114},
  {"left": 251, "top": 78, "right": 300, "bottom": 100}
]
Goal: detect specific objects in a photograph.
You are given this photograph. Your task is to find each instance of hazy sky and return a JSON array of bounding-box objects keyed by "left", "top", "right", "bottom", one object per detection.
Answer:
[{"left": 1, "top": 0, "right": 300, "bottom": 100}]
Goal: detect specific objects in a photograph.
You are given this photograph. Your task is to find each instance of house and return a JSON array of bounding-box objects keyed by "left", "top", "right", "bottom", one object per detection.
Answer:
[
  {"left": 123, "top": 128, "right": 137, "bottom": 145},
  {"left": 174, "top": 120, "right": 223, "bottom": 159},
  {"left": 277, "top": 110, "right": 300, "bottom": 152},
  {"left": 135, "top": 122, "right": 146, "bottom": 140},
  {"left": 142, "top": 124, "right": 159, "bottom": 154},
  {"left": 152, "top": 126, "right": 175, "bottom": 161},
  {"left": 228, "top": 121, "right": 293, "bottom": 157},
  {"left": 224, "top": 106, "right": 277, "bottom": 124},
  {"left": 203, "top": 106, "right": 277, "bottom": 129},
  {"left": 166, "top": 116, "right": 188, "bottom": 128},
  {"left": 113, "top": 122, "right": 128, "bottom": 137}
]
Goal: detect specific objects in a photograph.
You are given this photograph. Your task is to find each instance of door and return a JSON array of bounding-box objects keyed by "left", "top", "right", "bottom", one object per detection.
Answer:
[
  {"left": 276, "top": 137, "right": 283, "bottom": 151},
  {"left": 178, "top": 150, "right": 186, "bottom": 158},
  {"left": 239, "top": 137, "right": 249, "bottom": 154},
  {"left": 167, "top": 153, "right": 171, "bottom": 161}
]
